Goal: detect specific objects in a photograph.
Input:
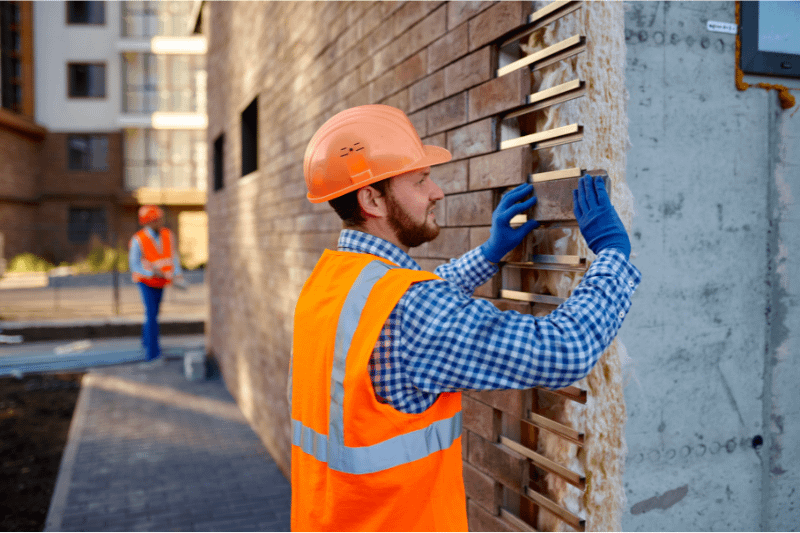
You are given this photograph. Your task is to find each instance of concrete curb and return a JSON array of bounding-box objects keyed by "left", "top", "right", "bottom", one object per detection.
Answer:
[
  {"left": 0, "top": 319, "right": 204, "bottom": 342},
  {"left": 44, "top": 374, "right": 92, "bottom": 532}
]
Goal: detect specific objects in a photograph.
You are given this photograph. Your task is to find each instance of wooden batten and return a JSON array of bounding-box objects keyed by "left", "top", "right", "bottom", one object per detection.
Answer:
[
  {"left": 505, "top": 80, "right": 587, "bottom": 120},
  {"left": 497, "top": 35, "right": 586, "bottom": 78},
  {"left": 500, "top": 1, "right": 583, "bottom": 49},
  {"left": 525, "top": 411, "right": 585, "bottom": 446},
  {"left": 501, "top": 123, "right": 582, "bottom": 151},
  {"left": 501, "top": 290, "right": 566, "bottom": 306},
  {"left": 500, "top": 436, "right": 586, "bottom": 490},
  {"left": 529, "top": 167, "right": 584, "bottom": 183},
  {"left": 536, "top": 386, "right": 588, "bottom": 404},
  {"left": 524, "top": 487, "right": 586, "bottom": 532}
]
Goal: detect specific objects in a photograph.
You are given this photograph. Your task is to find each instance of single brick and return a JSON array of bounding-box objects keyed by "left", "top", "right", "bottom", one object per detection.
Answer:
[
  {"left": 467, "top": 501, "right": 520, "bottom": 533},
  {"left": 394, "top": 49, "right": 428, "bottom": 89},
  {"left": 384, "top": 5, "right": 447, "bottom": 70},
  {"left": 427, "top": 92, "right": 467, "bottom": 135},
  {"left": 381, "top": 87, "right": 408, "bottom": 110},
  {"left": 432, "top": 159, "right": 468, "bottom": 194},
  {"left": 447, "top": 1, "right": 494, "bottom": 30},
  {"left": 446, "top": 190, "right": 493, "bottom": 227},
  {"left": 444, "top": 47, "right": 492, "bottom": 97},
  {"left": 463, "top": 394, "right": 500, "bottom": 442},
  {"left": 469, "top": 146, "right": 532, "bottom": 191},
  {"left": 469, "top": 226, "right": 492, "bottom": 250},
  {"left": 468, "top": 67, "right": 531, "bottom": 121},
  {"left": 426, "top": 227, "right": 470, "bottom": 260},
  {"left": 463, "top": 462, "right": 501, "bottom": 515},
  {"left": 469, "top": 389, "right": 525, "bottom": 416},
  {"left": 469, "top": 1, "right": 530, "bottom": 51},
  {"left": 409, "top": 71, "right": 445, "bottom": 112},
  {"left": 427, "top": 22, "right": 469, "bottom": 74},
  {"left": 467, "top": 432, "right": 527, "bottom": 491},
  {"left": 423, "top": 132, "right": 447, "bottom": 150},
  {"left": 392, "top": 1, "right": 441, "bottom": 37},
  {"left": 447, "top": 118, "right": 494, "bottom": 160},
  {"left": 408, "top": 109, "right": 427, "bottom": 138}
]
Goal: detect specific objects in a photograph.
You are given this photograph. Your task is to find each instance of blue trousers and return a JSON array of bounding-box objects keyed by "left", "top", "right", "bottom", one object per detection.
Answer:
[{"left": 138, "top": 282, "right": 164, "bottom": 360}]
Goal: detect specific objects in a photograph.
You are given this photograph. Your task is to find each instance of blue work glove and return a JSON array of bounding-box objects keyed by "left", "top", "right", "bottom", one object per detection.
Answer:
[
  {"left": 481, "top": 183, "right": 540, "bottom": 264},
  {"left": 573, "top": 174, "right": 631, "bottom": 259}
]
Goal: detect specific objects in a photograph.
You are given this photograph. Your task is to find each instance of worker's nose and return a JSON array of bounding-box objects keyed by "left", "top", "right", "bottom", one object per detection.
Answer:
[{"left": 430, "top": 180, "right": 444, "bottom": 201}]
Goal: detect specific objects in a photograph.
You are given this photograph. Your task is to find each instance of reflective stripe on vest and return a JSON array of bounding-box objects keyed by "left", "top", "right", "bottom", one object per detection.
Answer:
[{"left": 292, "top": 259, "right": 463, "bottom": 475}]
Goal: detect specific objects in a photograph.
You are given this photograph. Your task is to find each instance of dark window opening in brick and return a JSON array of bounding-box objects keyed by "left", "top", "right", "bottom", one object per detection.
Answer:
[
  {"left": 241, "top": 97, "right": 258, "bottom": 177},
  {"left": 67, "top": 1, "right": 105, "bottom": 25},
  {"left": 0, "top": 1, "right": 23, "bottom": 112},
  {"left": 67, "top": 134, "right": 109, "bottom": 171},
  {"left": 68, "top": 63, "right": 106, "bottom": 98},
  {"left": 213, "top": 133, "right": 225, "bottom": 191},
  {"left": 68, "top": 207, "right": 107, "bottom": 243}
]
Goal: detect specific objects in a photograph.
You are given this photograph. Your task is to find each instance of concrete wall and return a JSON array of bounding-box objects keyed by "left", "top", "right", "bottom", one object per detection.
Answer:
[{"left": 621, "top": 2, "right": 798, "bottom": 530}]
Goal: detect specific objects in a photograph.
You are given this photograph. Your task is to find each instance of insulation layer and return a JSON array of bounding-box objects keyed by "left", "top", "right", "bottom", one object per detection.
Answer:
[{"left": 522, "top": 2, "right": 631, "bottom": 531}]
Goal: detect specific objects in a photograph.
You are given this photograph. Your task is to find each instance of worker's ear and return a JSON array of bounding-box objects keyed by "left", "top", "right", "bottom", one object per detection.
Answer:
[{"left": 357, "top": 185, "right": 388, "bottom": 220}]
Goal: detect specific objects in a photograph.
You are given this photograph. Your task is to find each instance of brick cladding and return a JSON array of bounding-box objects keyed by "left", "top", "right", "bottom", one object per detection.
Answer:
[{"left": 206, "top": 3, "right": 537, "bottom": 529}]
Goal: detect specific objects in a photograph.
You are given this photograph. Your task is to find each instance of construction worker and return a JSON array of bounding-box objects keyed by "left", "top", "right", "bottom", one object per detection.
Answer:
[
  {"left": 290, "top": 105, "right": 641, "bottom": 531},
  {"left": 129, "top": 205, "right": 184, "bottom": 364}
]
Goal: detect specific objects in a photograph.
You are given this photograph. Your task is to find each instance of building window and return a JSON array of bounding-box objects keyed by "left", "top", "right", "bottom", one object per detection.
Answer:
[
  {"left": 68, "top": 63, "right": 106, "bottom": 98},
  {"left": 213, "top": 134, "right": 224, "bottom": 191},
  {"left": 122, "top": 53, "right": 205, "bottom": 113},
  {"left": 67, "top": 134, "right": 109, "bottom": 171},
  {"left": 68, "top": 207, "right": 107, "bottom": 243},
  {"left": 122, "top": 1, "right": 195, "bottom": 38},
  {"left": 124, "top": 128, "right": 207, "bottom": 191},
  {"left": 241, "top": 97, "right": 258, "bottom": 177},
  {"left": 66, "top": 1, "right": 105, "bottom": 25},
  {"left": 0, "top": 1, "right": 22, "bottom": 112}
]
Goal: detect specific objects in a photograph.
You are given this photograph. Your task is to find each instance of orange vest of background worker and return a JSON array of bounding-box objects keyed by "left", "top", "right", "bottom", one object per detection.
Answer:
[{"left": 131, "top": 227, "right": 174, "bottom": 288}]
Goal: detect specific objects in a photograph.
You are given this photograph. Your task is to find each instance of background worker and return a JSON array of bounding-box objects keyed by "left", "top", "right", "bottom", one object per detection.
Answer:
[
  {"left": 290, "top": 105, "right": 641, "bottom": 531},
  {"left": 129, "top": 205, "right": 184, "bottom": 364}
]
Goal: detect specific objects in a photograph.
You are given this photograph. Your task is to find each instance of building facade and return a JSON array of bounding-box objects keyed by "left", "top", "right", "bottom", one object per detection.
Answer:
[{"left": 0, "top": 0, "right": 208, "bottom": 270}]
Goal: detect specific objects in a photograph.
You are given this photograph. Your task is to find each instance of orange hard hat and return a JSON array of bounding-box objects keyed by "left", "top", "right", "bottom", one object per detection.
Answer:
[
  {"left": 138, "top": 205, "right": 164, "bottom": 225},
  {"left": 303, "top": 105, "right": 452, "bottom": 203}
]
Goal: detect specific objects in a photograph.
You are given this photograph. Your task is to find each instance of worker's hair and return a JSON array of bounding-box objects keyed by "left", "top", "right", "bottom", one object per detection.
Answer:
[{"left": 328, "top": 179, "right": 391, "bottom": 228}]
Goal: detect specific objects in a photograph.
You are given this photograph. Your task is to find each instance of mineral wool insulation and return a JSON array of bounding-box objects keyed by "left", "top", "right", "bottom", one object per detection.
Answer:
[{"left": 521, "top": 2, "right": 633, "bottom": 531}]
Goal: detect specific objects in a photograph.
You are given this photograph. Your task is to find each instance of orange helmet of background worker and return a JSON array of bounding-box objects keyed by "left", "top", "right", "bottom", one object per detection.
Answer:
[
  {"left": 303, "top": 104, "right": 452, "bottom": 203},
  {"left": 138, "top": 205, "right": 164, "bottom": 225}
]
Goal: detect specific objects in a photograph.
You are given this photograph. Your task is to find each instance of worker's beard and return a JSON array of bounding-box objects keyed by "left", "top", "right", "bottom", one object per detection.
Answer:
[{"left": 385, "top": 193, "right": 440, "bottom": 249}]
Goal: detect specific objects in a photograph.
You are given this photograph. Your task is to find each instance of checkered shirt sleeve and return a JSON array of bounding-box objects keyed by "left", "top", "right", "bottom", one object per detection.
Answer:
[{"left": 338, "top": 230, "right": 642, "bottom": 414}]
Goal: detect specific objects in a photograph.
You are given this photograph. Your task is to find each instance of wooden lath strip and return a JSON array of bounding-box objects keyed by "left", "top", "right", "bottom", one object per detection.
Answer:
[
  {"left": 505, "top": 260, "right": 588, "bottom": 274},
  {"left": 531, "top": 254, "right": 584, "bottom": 265},
  {"left": 525, "top": 411, "right": 585, "bottom": 446},
  {"left": 500, "top": 508, "right": 538, "bottom": 532},
  {"left": 531, "top": 130, "right": 584, "bottom": 151},
  {"left": 524, "top": 487, "right": 586, "bottom": 532},
  {"left": 504, "top": 80, "right": 586, "bottom": 120},
  {"left": 500, "top": 123, "right": 581, "bottom": 151},
  {"left": 529, "top": 167, "right": 583, "bottom": 183},
  {"left": 500, "top": 436, "right": 586, "bottom": 490},
  {"left": 497, "top": 35, "right": 586, "bottom": 78},
  {"left": 537, "top": 385, "right": 588, "bottom": 404},
  {"left": 500, "top": 1, "right": 583, "bottom": 49},
  {"left": 501, "top": 290, "right": 565, "bottom": 307}
]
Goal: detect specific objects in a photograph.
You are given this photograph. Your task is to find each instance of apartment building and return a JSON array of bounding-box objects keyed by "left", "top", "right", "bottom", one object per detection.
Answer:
[{"left": 0, "top": 0, "right": 207, "bottom": 269}]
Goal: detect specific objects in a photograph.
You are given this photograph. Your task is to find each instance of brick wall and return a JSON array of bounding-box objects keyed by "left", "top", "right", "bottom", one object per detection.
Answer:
[
  {"left": 205, "top": 2, "right": 601, "bottom": 530},
  {"left": 0, "top": 117, "right": 44, "bottom": 260}
]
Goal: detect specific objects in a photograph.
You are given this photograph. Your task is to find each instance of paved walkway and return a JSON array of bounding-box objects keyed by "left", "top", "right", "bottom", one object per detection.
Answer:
[{"left": 44, "top": 352, "right": 291, "bottom": 532}]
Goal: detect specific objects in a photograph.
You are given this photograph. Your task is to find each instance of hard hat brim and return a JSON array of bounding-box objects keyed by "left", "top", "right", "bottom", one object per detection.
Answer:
[{"left": 307, "top": 144, "right": 452, "bottom": 203}]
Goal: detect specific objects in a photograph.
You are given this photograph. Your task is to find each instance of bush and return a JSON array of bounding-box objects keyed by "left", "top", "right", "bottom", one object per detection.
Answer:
[
  {"left": 74, "top": 243, "right": 128, "bottom": 274},
  {"left": 7, "top": 253, "right": 55, "bottom": 273}
]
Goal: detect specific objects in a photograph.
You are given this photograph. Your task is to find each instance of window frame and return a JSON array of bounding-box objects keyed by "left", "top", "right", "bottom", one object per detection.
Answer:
[
  {"left": 67, "top": 62, "right": 107, "bottom": 99},
  {"left": 66, "top": 133, "right": 110, "bottom": 172},
  {"left": 65, "top": 1, "right": 106, "bottom": 26},
  {"left": 213, "top": 133, "right": 224, "bottom": 191},
  {"left": 67, "top": 206, "right": 108, "bottom": 244},
  {"left": 241, "top": 97, "right": 258, "bottom": 177}
]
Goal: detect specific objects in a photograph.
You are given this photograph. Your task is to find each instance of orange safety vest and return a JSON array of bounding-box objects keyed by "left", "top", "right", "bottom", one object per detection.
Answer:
[
  {"left": 291, "top": 250, "right": 467, "bottom": 532},
  {"left": 130, "top": 228, "right": 174, "bottom": 288}
]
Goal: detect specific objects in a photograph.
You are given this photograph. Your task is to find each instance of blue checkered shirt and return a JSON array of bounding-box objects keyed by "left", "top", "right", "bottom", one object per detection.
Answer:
[{"left": 338, "top": 229, "right": 642, "bottom": 414}]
